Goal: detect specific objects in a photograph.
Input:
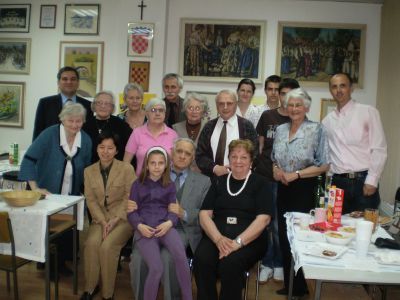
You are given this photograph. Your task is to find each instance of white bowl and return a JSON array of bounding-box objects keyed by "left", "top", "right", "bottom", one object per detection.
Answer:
[{"left": 325, "top": 231, "right": 354, "bottom": 246}]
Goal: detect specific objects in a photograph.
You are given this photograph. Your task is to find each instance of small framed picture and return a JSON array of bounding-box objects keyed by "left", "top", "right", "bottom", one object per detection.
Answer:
[
  {"left": 40, "top": 5, "right": 57, "bottom": 29},
  {"left": 0, "top": 81, "right": 25, "bottom": 128},
  {"left": 129, "top": 61, "right": 150, "bottom": 92},
  {"left": 0, "top": 38, "right": 31, "bottom": 74},
  {"left": 128, "top": 22, "right": 154, "bottom": 57},
  {"left": 320, "top": 98, "right": 336, "bottom": 121},
  {"left": 64, "top": 4, "right": 100, "bottom": 35},
  {"left": 0, "top": 4, "right": 31, "bottom": 33}
]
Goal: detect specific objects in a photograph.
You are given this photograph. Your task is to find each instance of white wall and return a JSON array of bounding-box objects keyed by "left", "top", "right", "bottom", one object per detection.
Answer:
[{"left": 0, "top": 0, "right": 382, "bottom": 153}]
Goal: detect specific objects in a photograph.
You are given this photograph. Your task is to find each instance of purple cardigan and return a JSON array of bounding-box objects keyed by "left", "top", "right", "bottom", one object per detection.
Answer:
[{"left": 127, "top": 178, "right": 178, "bottom": 230}]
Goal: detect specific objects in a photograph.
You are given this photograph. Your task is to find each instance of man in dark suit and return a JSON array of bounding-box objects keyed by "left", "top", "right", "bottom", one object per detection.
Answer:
[
  {"left": 196, "top": 89, "right": 258, "bottom": 177},
  {"left": 32, "top": 66, "right": 93, "bottom": 140},
  {"left": 162, "top": 73, "right": 186, "bottom": 127}
]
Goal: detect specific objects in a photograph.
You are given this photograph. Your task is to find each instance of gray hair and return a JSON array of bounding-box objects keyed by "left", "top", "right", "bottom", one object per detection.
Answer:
[
  {"left": 182, "top": 92, "right": 209, "bottom": 113},
  {"left": 59, "top": 102, "right": 86, "bottom": 122},
  {"left": 215, "top": 89, "right": 238, "bottom": 103},
  {"left": 144, "top": 97, "right": 166, "bottom": 111},
  {"left": 91, "top": 90, "right": 116, "bottom": 114},
  {"left": 283, "top": 87, "right": 312, "bottom": 109},
  {"left": 173, "top": 137, "right": 196, "bottom": 153},
  {"left": 162, "top": 73, "right": 184, "bottom": 89},
  {"left": 123, "top": 82, "right": 144, "bottom": 99}
]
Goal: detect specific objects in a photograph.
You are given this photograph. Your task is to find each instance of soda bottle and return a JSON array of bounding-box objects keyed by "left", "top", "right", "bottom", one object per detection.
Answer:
[
  {"left": 314, "top": 175, "right": 325, "bottom": 208},
  {"left": 13, "top": 143, "right": 19, "bottom": 165}
]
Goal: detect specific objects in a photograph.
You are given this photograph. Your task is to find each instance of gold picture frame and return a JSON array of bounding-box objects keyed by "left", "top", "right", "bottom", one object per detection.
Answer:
[
  {"left": 320, "top": 98, "right": 336, "bottom": 121},
  {"left": 0, "top": 81, "right": 25, "bottom": 128}
]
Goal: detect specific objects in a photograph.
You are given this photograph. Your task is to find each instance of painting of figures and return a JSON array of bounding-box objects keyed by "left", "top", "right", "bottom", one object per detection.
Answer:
[
  {"left": 0, "top": 38, "right": 31, "bottom": 74},
  {"left": 180, "top": 19, "right": 266, "bottom": 83},
  {"left": 276, "top": 22, "right": 366, "bottom": 88}
]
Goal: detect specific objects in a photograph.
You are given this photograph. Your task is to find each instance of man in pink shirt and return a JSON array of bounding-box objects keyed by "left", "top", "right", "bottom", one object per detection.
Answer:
[{"left": 322, "top": 72, "right": 387, "bottom": 213}]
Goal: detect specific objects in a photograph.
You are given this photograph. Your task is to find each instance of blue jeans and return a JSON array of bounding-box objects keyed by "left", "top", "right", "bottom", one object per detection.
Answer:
[
  {"left": 332, "top": 172, "right": 380, "bottom": 214},
  {"left": 262, "top": 182, "right": 282, "bottom": 268}
]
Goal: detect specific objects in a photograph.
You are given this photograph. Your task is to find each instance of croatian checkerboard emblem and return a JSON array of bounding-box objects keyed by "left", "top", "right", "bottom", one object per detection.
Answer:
[{"left": 128, "top": 24, "right": 154, "bottom": 57}]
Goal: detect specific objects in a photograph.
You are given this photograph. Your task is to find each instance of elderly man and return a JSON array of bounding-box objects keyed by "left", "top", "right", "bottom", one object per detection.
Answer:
[
  {"left": 33, "top": 66, "right": 93, "bottom": 140},
  {"left": 163, "top": 73, "right": 186, "bottom": 127},
  {"left": 129, "top": 138, "right": 211, "bottom": 300},
  {"left": 196, "top": 89, "right": 258, "bottom": 177},
  {"left": 322, "top": 72, "right": 387, "bottom": 213}
]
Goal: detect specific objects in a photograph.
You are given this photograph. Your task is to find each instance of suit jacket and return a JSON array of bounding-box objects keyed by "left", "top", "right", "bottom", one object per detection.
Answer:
[
  {"left": 84, "top": 159, "right": 136, "bottom": 224},
  {"left": 33, "top": 94, "right": 93, "bottom": 140},
  {"left": 164, "top": 96, "right": 186, "bottom": 127},
  {"left": 178, "top": 169, "right": 211, "bottom": 251},
  {"left": 195, "top": 115, "right": 258, "bottom": 177},
  {"left": 172, "top": 119, "right": 207, "bottom": 147}
]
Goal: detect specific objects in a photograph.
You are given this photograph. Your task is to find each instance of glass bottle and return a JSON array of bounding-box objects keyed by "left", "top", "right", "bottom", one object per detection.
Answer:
[{"left": 314, "top": 175, "right": 325, "bottom": 208}]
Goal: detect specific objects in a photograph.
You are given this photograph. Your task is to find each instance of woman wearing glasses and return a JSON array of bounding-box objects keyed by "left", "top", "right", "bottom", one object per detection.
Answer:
[
  {"left": 83, "top": 91, "right": 132, "bottom": 163},
  {"left": 123, "top": 98, "right": 178, "bottom": 176}
]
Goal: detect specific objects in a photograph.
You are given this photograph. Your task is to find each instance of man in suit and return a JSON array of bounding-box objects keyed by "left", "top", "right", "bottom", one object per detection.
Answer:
[
  {"left": 128, "top": 138, "right": 211, "bottom": 300},
  {"left": 196, "top": 89, "right": 258, "bottom": 177},
  {"left": 162, "top": 73, "right": 186, "bottom": 127},
  {"left": 32, "top": 66, "right": 93, "bottom": 140}
]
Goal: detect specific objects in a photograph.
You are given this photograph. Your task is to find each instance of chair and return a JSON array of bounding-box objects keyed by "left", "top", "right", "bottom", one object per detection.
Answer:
[{"left": 243, "top": 260, "right": 262, "bottom": 300}]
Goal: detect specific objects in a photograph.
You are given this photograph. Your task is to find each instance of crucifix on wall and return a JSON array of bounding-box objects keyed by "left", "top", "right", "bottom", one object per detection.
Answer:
[{"left": 138, "top": 0, "right": 147, "bottom": 20}]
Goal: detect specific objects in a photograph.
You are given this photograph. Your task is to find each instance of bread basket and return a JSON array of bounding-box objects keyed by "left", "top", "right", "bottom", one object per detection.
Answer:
[{"left": 0, "top": 190, "right": 42, "bottom": 207}]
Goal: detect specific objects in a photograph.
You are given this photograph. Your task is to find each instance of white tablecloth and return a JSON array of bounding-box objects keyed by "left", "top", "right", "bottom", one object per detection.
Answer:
[
  {"left": 0, "top": 194, "right": 85, "bottom": 262},
  {"left": 286, "top": 212, "right": 400, "bottom": 284}
]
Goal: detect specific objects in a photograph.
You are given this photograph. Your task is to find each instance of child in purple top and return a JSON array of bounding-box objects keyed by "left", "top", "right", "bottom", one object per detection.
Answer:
[{"left": 128, "top": 146, "right": 192, "bottom": 300}]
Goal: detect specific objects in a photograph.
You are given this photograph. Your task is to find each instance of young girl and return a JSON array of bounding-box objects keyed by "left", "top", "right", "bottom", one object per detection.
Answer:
[{"left": 127, "top": 146, "right": 192, "bottom": 300}]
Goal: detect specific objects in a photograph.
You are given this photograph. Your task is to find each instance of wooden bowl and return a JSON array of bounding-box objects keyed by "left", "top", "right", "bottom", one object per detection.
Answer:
[{"left": 0, "top": 190, "right": 41, "bottom": 207}]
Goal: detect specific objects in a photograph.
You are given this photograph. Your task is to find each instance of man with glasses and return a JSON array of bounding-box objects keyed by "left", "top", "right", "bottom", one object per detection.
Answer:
[
  {"left": 162, "top": 73, "right": 186, "bottom": 127},
  {"left": 196, "top": 89, "right": 257, "bottom": 177},
  {"left": 33, "top": 66, "right": 93, "bottom": 140}
]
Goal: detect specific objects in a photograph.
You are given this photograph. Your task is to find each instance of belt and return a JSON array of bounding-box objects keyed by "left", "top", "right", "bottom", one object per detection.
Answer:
[{"left": 333, "top": 170, "right": 368, "bottom": 179}]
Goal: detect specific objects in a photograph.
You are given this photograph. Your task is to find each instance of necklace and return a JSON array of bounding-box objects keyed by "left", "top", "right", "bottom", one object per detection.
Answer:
[
  {"left": 226, "top": 170, "right": 252, "bottom": 196},
  {"left": 96, "top": 118, "right": 109, "bottom": 134}
]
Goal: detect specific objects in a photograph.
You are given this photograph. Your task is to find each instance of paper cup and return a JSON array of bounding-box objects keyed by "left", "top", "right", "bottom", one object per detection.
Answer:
[
  {"left": 300, "top": 216, "right": 310, "bottom": 230},
  {"left": 356, "top": 220, "right": 373, "bottom": 241}
]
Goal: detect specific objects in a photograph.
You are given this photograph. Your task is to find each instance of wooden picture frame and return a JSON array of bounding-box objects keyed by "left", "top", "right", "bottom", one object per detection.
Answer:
[
  {"left": 276, "top": 22, "right": 366, "bottom": 88},
  {"left": 127, "top": 22, "right": 154, "bottom": 57},
  {"left": 320, "top": 98, "right": 336, "bottom": 121},
  {"left": 59, "top": 41, "right": 104, "bottom": 98},
  {"left": 64, "top": 4, "right": 100, "bottom": 35},
  {"left": 40, "top": 5, "right": 57, "bottom": 29},
  {"left": 129, "top": 61, "right": 150, "bottom": 92},
  {"left": 0, "top": 4, "right": 31, "bottom": 33},
  {"left": 180, "top": 18, "right": 266, "bottom": 83},
  {"left": 0, "top": 81, "right": 25, "bottom": 128},
  {"left": 0, "top": 38, "right": 31, "bottom": 74}
]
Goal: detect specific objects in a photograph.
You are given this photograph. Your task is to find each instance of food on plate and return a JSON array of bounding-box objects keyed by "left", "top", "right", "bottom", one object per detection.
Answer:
[
  {"left": 379, "top": 216, "right": 393, "bottom": 225},
  {"left": 338, "top": 226, "right": 356, "bottom": 234},
  {"left": 326, "top": 232, "right": 345, "bottom": 238},
  {"left": 350, "top": 211, "right": 364, "bottom": 218},
  {"left": 325, "top": 230, "right": 354, "bottom": 245},
  {"left": 322, "top": 250, "right": 337, "bottom": 257}
]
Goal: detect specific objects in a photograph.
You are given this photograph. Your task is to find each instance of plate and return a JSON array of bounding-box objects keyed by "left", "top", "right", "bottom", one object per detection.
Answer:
[
  {"left": 374, "top": 252, "right": 400, "bottom": 266},
  {"left": 303, "top": 242, "right": 348, "bottom": 260},
  {"left": 379, "top": 216, "right": 394, "bottom": 226},
  {"left": 296, "top": 229, "right": 326, "bottom": 242}
]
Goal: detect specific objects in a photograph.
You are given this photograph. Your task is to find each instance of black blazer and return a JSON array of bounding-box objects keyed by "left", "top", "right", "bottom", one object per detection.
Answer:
[{"left": 32, "top": 94, "right": 93, "bottom": 140}]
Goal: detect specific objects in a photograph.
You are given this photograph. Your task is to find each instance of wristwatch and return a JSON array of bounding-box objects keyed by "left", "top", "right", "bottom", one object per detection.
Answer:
[
  {"left": 296, "top": 170, "right": 301, "bottom": 179},
  {"left": 235, "top": 236, "right": 243, "bottom": 248}
]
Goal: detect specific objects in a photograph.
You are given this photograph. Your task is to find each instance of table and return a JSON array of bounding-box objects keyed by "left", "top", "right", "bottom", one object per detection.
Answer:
[
  {"left": 286, "top": 212, "right": 400, "bottom": 300},
  {"left": 0, "top": 193, "right": 85, "bottom": 300}
]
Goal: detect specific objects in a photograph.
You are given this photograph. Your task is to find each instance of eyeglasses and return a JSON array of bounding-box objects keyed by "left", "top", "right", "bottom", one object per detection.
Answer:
[
  {"left": 187, "top": 106, "right": 203, "bottom": 112},
  {"left": 95, "top": 101, "right": 114, "bottom": 107},
  {"left": 287, "top": 102, "right": 304, "bottom": 108},
  {"left": 150, "top": 107, "right": 165, "bottom": 113},
  {"left": 217, "top": 101, "right": 235, "bottom": 108}
]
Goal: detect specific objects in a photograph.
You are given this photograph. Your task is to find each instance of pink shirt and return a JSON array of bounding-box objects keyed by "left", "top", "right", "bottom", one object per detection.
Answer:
[
  {"left": 125, "top": 123, "right": 178, "bottom": 175},
  {"left": 322, "top": 100, "right": 387, "bottom": 187}
]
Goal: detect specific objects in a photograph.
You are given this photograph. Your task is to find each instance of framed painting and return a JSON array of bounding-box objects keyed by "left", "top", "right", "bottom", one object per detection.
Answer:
[
  {"left": 0, "top": 38, "right": 31, "bottom": 74},
  {"left": 59, "top": 41, "right": 104, "bottom": 98},
  {"left": 0, "top": 4, "right": 31, "bottom": 33},
  {"left": 180, "top": 18, "right": 266, "bottom": 83},
  {"left": 40, "top": 5, "right": 57, "bottom": 29},
  {"left": 64, "top": 4, "right": 100, "bottom": 35},
  {"left": 127, "top": 22, "right": 154, "bottom": 57},
  {"left": 320, "top": 98, "right": 336, "bottom": 121},
  {"left": 0, "top": 81, "right": 25, "bottom": 128},
  {"left": 186, "top": 91, "right": 217, "bottom": 120},
  {"left": 129, "top": 61, "right": 150, "bottom": 92},
  {"left": 276, "top": 22, "right": 366, "bottom": 88}
]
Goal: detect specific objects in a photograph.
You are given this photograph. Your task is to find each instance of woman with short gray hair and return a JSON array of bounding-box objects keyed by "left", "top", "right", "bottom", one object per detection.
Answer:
[{"left": 119, "top": 83, "right": 147, "bottom": 130}]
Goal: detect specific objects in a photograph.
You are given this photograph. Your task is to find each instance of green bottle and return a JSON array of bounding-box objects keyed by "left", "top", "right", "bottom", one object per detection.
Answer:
[{"left": 315, "top": 175, "right": 325, "bottom": 208}]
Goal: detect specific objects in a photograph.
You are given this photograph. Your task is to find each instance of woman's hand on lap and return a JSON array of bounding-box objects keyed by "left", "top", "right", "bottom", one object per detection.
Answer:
[
  {"left": 154, "top": 220, "right": 173, "bottom": 237},
  {"left": 138, "top": 223, "right": 156, "bottom": 238}
]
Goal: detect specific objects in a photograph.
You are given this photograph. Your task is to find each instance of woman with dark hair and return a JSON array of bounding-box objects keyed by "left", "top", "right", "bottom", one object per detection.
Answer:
[
  {"left": 235, "top": 78, "right": 260, "bottom": 127},
  {"left": 81, "top": 131, "right": 136, "bottom": 300}
]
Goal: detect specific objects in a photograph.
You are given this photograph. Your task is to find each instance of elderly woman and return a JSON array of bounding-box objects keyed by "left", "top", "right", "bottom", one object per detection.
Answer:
[
  {"left": 272, "top": 87, "right": 329, "bottom": 297},
  {"left": 83, "top": 91, "right": 132, "bottom": 163},
  {"left": 194, "top": 139, "right": 272, "bottom": 300},
  {"left": 123, "top": 98, "right": 178, "bottom": 176},
  {"left": 81, "top": 132, "right": 136, "bottom": 300},
  {"left": 172, "top": 92, "right": 208, "bottom": 146},
  {"left": 19, "top": 103, "right": 92, "bottom": 274},
  {"left": 118, "top": 83, "right": 147, "bottom": 129},
  {"left": 235, "top": 78, "right": 261, "bottom": 127}
]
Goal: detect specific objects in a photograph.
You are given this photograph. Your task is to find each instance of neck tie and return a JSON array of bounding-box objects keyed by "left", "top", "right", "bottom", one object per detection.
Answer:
[
  {"left": 168, "top": 102, "right": 176, "bottom": 125},
  {"left": 66, "top": 98, "right": 73, "bottom": 105},
  {"left": 215, "top": 121, "right": 227, "bottom": 166},
  {"left": 175, "top": 172, "right": 182, "bottom": 191}
]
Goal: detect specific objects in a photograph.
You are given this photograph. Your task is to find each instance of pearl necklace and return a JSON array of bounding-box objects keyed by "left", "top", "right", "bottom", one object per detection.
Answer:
[{"left": 226, "top": 170, "right": 252, "bottom": 196}]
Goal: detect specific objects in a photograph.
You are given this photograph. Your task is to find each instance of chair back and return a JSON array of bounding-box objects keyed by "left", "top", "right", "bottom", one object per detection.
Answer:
[
  {"left": 0, "top": 211, "right": 11, "bottom": 243},
  {"left": 394, "top": 187, "right": 400, "bottom": 216}
]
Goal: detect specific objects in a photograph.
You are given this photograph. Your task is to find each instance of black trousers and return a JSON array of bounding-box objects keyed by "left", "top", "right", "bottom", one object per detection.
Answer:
[
  {"left": 194, "top": 231, "right": 267, "bottom": 300},
  {"left": 277, "top": 177, "right": 317, "bottom": 294}
]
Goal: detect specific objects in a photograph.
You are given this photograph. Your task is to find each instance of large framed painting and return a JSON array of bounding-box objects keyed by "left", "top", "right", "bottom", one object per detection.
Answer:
[
  {"left": 320, "top": 98, "right": 336, "bottom": 121},
  {"left": 276, "top": 22, "right": 366, "bottom": 88},
  {"left": 0, "top": 38, "right": 31, "bottom": 74},
  {"left": 180, "top": 18, "right": 266, "bottom": 83},
  {"left": 59, "top": 41, "right": 104, "bottom": 98},
  {"left": 127, "top": 22, "right": 154, "bottom": 57},
  {"left": 0, "top": 81, "right": 25, "bottom": 128},
  {"left": 0, "top": 4, "right": 31, "bottom": 33},
  {"left": 64, "top": 4, "right": 100, "bottom": 35}
]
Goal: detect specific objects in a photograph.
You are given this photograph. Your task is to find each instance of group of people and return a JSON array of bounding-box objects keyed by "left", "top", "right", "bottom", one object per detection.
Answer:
[{"left": 17, "top": 65, "right": 387, "bottom": 300}]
